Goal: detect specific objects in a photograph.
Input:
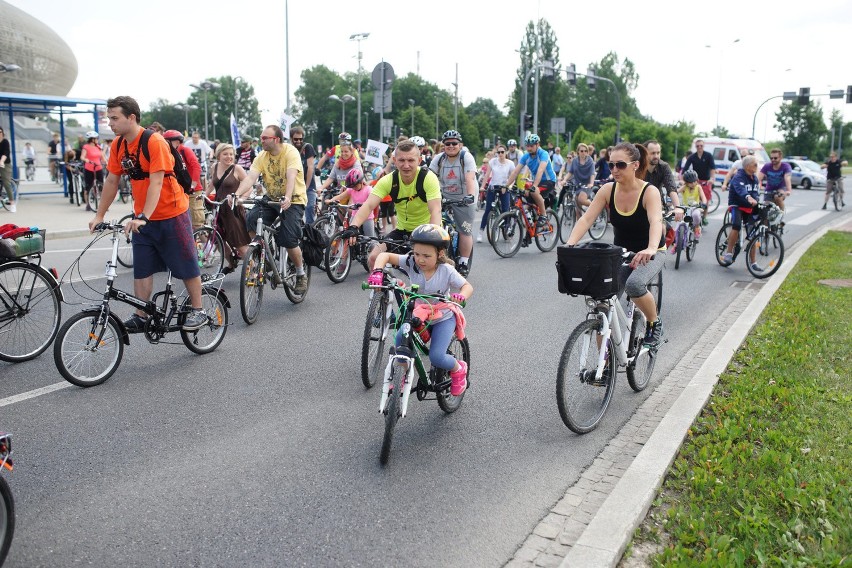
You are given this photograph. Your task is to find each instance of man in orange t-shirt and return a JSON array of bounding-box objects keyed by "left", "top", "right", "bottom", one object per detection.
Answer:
[{"left": 89, "top": 95, "right": 206, "bottom": 333}]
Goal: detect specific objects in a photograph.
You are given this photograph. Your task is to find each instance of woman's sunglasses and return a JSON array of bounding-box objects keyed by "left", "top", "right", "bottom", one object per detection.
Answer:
[{"left": 608, "top": 160, "right": 636, "bottom": 170}]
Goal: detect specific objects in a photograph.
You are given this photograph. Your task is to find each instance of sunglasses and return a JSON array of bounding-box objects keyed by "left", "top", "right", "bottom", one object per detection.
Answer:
[
  {"left": 291, "top": 137, "right": 303, "bottom": 142},
  {"left": 770, "top": 156, "right": 780, "bottom": 160},
  {"left": 607, "top": 160, "right": 636, "bottom": 170},
  {"left": 443, "top": 141, "right": 459, "bottom": 146},
  {"left": 496, "top": 150, "right": 505, "bottom": 154}
]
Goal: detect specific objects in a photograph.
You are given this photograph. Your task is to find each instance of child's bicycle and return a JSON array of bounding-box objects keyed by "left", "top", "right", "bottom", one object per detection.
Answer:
[
  {"left": 665, "top": 208, "right": 701, "bottom": 270},
  {"left": 53, "top": 221, "right": 230, "bottom": 387},
  {"left": 362, "top": 266, "right": 470, "bottom": 465},
  {"left": 715, "top": 202, "right": 785, "bottom": 279},
  {"left": 489, "top": 186, "right": 559, "bottom": 258}
]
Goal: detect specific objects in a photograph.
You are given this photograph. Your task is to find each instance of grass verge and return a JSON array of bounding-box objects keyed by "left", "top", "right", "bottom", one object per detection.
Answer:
[{"left": 636, "top": 230, "right": 851, "bottom": 565}]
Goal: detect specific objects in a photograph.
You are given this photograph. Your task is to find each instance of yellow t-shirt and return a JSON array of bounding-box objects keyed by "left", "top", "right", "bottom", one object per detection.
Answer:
[
  {"left": 250, "top": 144, "right": 306, "bottom": 204},
  {"left": 371, "top": 168, "right": 441, "bottom": 231},
  {"left": 681, "top": 183, "right": 702, "bottom": 207}
]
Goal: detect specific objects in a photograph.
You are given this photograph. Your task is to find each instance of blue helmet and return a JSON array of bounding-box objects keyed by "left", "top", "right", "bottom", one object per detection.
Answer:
[{"left": 524, "top": 134, "right": 540, "bottom": 146}]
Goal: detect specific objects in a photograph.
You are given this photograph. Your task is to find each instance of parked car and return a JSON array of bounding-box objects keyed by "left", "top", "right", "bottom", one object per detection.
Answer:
[{"left": 781, "top": 158, "right": 827, "bottom": 189}]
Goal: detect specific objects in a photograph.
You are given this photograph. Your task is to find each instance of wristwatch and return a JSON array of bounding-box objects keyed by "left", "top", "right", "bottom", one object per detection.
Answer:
[{"left": 136, "top": 213, "right": 149, "bottom": 223}]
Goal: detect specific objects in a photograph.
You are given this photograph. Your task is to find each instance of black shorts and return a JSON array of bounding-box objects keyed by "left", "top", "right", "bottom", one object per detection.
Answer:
[
  {"left": 245, "top": 200, "right": 305, "bottom": 249},
  {"left": 383, "top": 228, "right": 412, "bottom": 254},
  {"left": 379, "top": 200, "right": 396, "bottom": 217},
  {"left": 83, "top": 169, "right": 104, "bottom": 190}
]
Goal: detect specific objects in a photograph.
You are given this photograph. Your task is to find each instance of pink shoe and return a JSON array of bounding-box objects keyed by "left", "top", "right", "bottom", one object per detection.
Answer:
[{"left": 449, "top": 360, "right": 468, "bottom": 396}]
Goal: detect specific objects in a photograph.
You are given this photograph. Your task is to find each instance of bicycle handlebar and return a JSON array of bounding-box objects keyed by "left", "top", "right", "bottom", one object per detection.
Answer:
[{"left": 360, "top": 279, "right": 466, "bottom": 308}]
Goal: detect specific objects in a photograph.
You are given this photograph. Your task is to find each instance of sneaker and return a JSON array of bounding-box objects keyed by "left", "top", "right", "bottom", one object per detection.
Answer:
[
  {"left": 182, "top": 308, "right": 207, "bottom": 331},
  {"left": 123, "top": 313, "right": 148, "bottom": 334},
  {"left": 294, "top": 274, "right": 308, "bottom": 294},
  {"left": 449, "top": 360, "right": 468, "bottom": 396},
  {"left": 822, "top": 203, "right": 827, "bottom": 210},
  {"left": 721, "top": 252, "right": 733, "bottom": 265},
  {"left": 643, "top": 317, "right": 664, "bottom": 349},
  {"left": 536, "top": 215, "right": 548, "bottom": 228},
  {"left": 750, "top": 263, "right": 764, "bottom": 273},
  {"left": 701, "top": 218, "right": 709, "bottom": 227},
  {"left": 457, "top": 261, "right": 469, "bottom": 277},
  {"left": 476, "top": 230, "right": 483, "bottom": 243},
  {"left": 8, "top": 204, "right": 15, "bottom": 213}
]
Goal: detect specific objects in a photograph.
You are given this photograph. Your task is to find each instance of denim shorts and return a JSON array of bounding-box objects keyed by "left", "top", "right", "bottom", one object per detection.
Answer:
[{"left": 132, "top": 211, "right": 201, "bottom": 280}]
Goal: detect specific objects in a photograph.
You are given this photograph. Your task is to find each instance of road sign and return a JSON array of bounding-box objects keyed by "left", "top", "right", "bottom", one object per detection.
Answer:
[
  {"left": 550, "top": 117, "right": 566, "bottom": 133},
  {"left": 373, "top": 90, "right": 392, "bottom": 112},
  {"left": 381, "top": 119, "right": 394, "bottom": 139},
  {"left": 371, "top": 62, "right": 395, "bottom": 90}
]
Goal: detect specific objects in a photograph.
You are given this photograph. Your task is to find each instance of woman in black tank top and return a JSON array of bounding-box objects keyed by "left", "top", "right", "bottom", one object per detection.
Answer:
[{"left": 565, "top": 142, "right": 666, "bottom": 347}]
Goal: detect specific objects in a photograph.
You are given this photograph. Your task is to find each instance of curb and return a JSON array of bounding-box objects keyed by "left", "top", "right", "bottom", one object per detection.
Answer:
[
  {"left": 560, "top": 212, "right": 852, "bottom": 567},
  {"left": 47, "top": 229, "right": 92, "bottom": 240}
]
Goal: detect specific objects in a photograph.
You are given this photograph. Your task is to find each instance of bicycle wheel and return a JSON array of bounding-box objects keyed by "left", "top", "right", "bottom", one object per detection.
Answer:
[
  {"left": 746, "top": 229, "right": 784, "bottom": 279},
  {"left": 380, "top": 360, "right": 403, "bottom": 466},
  {"left": 833, "top": 188, "right": 841, "bottom": 211},
  {"left": 485, "top": 206, "right": 501, "bottom": 245},
  {"left": 0, "top": 263, "right": 62, "bottom": 362},
  {"left": 707, "top": 189, "right": 721, "bottom": 213},
  {"left": 535, "top": 209, "right": 559, "bottom": 252},
  {"left": 283, "top": 257, "right": 310, "bottom": 304},
  {"left": 674, "top": 224, "right": 687, "bottom": 270},
  {"left": 88, "top": 183, "right": 100, "bottom": 211},
  {"left": 627, "top": 307, "right": 656, "bottom": 392},
  {"left": 180, "top": 288, "right": 228, "bottom": 354},
  {"left": 435, "top": 336, "right": 470, "bottom": 413},
  {"left": 0, "top": 475, "right": 13, "bottom": 567},
  {"left": 723, "top": 207, "right": 732, "bottom": 226},
  {"left": 54, "top": 311, "right": 124, "bottom": 387},
  {"left": 685, "top": 230, "right": 698, "bottom": 262},
  {"left": 556, "top": 319, "right": 615, "bottom": 434},
  {"left": 715, "top": 223, "right": 735, "bottom": 266},
  {"left": 325, "top": 231, "right": 352, "bottom": 283},
  {"left": 193, "top": 227, "right": 224, "bottom": 277},
  {"left": 490, "top": 212, "right": 523, "bottom": 258},
  {"left": 647, "top": 270, "right": 663, "bottom": 314},
  {"left": 239, "top": 246, "right": 264, "bottom": 324},
  {"left": 116, "top": 214, "right": 134, "bottom": 268},
  {"left": 588, "top": 209, "right": 608, "bottom": 240},
  {"left": 361, "top": 291, "right": 391, "bottom": 388},
  {"left": 558, "top": 203, "right": 575, "bottom": 244}
]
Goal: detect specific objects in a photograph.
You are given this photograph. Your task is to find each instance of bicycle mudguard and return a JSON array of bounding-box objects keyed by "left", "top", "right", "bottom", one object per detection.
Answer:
[
  {"left": 1, "top": 260, "right": 65, "bottom": 303},
  {"left": 77, "top": 308, "right": 131, "bottom": 346},
  {"left": 203, "top": 287, "right": 231, "bottom": 309}
]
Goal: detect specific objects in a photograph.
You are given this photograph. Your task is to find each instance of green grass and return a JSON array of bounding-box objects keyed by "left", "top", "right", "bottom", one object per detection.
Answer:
[{"left": 645, "top": 231, "right": 852, "bottom": 566}]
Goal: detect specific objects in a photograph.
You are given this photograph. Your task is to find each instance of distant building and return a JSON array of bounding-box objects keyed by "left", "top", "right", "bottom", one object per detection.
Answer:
[{"left": 0, "top": 1, "right": 78, "bottom": 96}]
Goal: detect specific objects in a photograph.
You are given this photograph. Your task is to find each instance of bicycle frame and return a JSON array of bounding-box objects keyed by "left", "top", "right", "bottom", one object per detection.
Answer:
[{"left": 583, "top": 296, "right": 642, "bottom": 380}]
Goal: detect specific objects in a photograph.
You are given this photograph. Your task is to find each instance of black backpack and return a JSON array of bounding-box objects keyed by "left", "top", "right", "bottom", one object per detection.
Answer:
[
  {"left": 301, "top": 223, "right": 329, "bottom": 267},
  {"left": 389, "top": 167, "right": 430, "bottom": 204},
  {"left": 119, "top": 129, "right": 194, "bottom": 194}
]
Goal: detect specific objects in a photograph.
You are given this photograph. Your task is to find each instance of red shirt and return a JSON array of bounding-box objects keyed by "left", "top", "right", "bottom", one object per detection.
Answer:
[{"left": 178, "top": 145, "right": 202, "bottom": 188}]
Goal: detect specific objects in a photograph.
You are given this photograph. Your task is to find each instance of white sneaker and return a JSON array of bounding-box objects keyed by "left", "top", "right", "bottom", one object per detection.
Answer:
[
  {"left": 8, "top": 204, "right": 16, "bottom": 213},
  {"left": 476, "top": 230, "right": 483, "bottom": 243}
]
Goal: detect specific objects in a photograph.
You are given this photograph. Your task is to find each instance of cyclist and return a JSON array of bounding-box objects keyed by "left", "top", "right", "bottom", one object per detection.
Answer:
[
  {"left": 163, "top": 130, "right": 203, "bottom": 229},
  {"left": 234, "top": 125, "right": 309, "bottom": 294},
  {"left": 339, "top": 139, "right": 442, "bottom": 269},
  {"left": 325, "top": 169, "right": 376, "bottom": 237},
  {"left": 79, "top": 131, "right": 106, "bottom": 212},
  {"left": 315, "top": 132, "right": 362, "bottom": 172},
  {"left": 757, "top": 148, "right": 792, "bottom": 213},
  {"left": 821, "top": 151, "right": 847, "bottom": 209},
  {"left": 367, "top": 223, "right": 473, "bottom": 396},
  {"left": 317, "top": 138, "right": 363, "bottom": 200},
  {"left": 90, "top": 95, "right": 206, "bottom": 332},
  {"left": 680, "top": 139, "right": 716, "bottom": 202},
  {"left": 507, "top": 134, "right": 558, "bottom": 229},
  {"left": 205, "top": 143, "right": 251, "bottom": 273},
  {"left": 289, "top": 126, "right": 317, "bottom": 224},
  {"left": 23, "top": 142, "right": 36, "bottom": 180},
  {"left": 721, "top": 155, "right": 759, "bottom": 266},
  {"left": 560, "top": 142, "right": 597, "bottom": 217},
  {"left": 477, "top": 144, "right": 514, "bottom": 242},
  {"left": 0, "top": 127, "right": 15, "bottom": 213},
  {"left": 678, "top": 169, "right": 707, "bottom": 239},
  {"left": 505, "top": 139, "right": 522, "bottom": 166},
  {"left": 429, "top": 130, "right": 477, "bottom": 275},
  {"left": 184, "top": 131, "right": 212, "bottom": 180},
  {"left": 565, "top": 142, "right": 665, "bottom": 349}
]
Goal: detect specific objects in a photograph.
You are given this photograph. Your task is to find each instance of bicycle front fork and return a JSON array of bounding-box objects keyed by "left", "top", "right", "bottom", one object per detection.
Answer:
[{"left": 379, "top": 350, "right": 415, "bottom": 417}]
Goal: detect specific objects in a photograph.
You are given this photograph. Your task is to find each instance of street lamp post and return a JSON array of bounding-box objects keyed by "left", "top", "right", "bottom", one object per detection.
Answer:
[
  {"left": 364, "top": 111, "right": 369, "bottom": 140},
  {"left": 350, "top": 32, "right": 370, "bottom": 142},
  {"left": 329, "top": 94, "right": 355, "bottom": 134},
  {"left": 233, "top": 75, "right": 244, "bottom": 126},
  {"left": 189, "top": 80, "right": 220, "bottom": 141},
  {"left": 435, "top": 93, "right": 440, "bottom": 140},
  {"left": 706, "top": 39, "right": 740, "bottom": 131},
  {"left": 174, "top": 104, "right": 198, "bottom": 135},
  {"left": 212, "top": 111, "right": 218, "bottom": 141},
  {"left": 408, "top": 99, "right": 415, "bottom": 135}
]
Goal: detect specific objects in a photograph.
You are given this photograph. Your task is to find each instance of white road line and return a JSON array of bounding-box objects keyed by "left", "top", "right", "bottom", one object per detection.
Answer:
[
  {"left": 45, "top": 247, "right": 114, "bottom": 254},
  {"left": 788, "top": 210, "right": 832, "bottom": 226},
  {"left": 0, "top": 382, "right": 72, "bottom": 407}
]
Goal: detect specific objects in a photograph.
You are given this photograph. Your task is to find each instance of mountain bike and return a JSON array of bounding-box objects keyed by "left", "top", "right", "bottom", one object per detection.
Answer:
[
  {"left": 0, "top": 432, "right": 13, "bottom": 566},
  {"left": 723, "top": 196, "right": 785, "bottom": 235},
  {"left": 363, "top": 269, "right": 470, "bottom": 465},
  {"left": 0, "top": 232, "right": 63, "bottom": 363},
  {"left": 238, "top": 199, "right": 311, "bottom": 324},
  {"left": 490, "top": 188, "right": 559, "bottom": 258},
  {"left": 480, "top": 185, "right": 510, "bottom": 245},
  {"left": 324, "top": 206, "right": 383, "bottom": 283},
  {"left": 24, "top": 159, "right": 36, "bottom": 182},
  {"left": 311, "top": 195, "right": 347, "bottom": 270},
  {"left": 557, "top": 181, "right": 608, "bottom": 243},
  {"left": 715, "top": 203, "right": 785, "bottom": 279},
  {"left": 87, "top": 178, "right": 104, "bottom": 211},
  {"left": 442, "top": 195, "right": 475, "bottom": 273},
  {"left": 556, "top": 248, "right": 661, "bottom": 434},
  {"left": 827, "top": 179, "right": 843, "bottom": 211},
  {"left": 53, "top": 221, "right": 230, "bottom": 387}
]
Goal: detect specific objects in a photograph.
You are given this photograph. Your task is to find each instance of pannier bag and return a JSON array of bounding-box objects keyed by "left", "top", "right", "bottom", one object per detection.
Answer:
[{"left": 556, "top": 242, "right": 623, "bottom": 299}]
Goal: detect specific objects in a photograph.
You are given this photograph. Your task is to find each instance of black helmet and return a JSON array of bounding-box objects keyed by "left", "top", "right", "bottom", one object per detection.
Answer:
[
  {"left": 683, "top": 169, "right": 698, "bottom": 183},
  {"left": 409, "top": 223, "right": 450, "bottom": 250},
  {"left": 441, "top": 129, "right": 462, "bottom": 143}
]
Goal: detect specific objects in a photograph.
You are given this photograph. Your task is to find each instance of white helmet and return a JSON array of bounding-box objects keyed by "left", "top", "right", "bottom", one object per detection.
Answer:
[
  {"left": 409, "top": 135, "right": 426, "bottom": 148},
  {"left": 85, "top": 130, "right": 99, "bottom": 140}
]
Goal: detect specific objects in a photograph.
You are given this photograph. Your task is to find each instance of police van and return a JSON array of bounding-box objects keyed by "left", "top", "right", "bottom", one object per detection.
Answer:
[{"left": 690, "top": 137, "right": 770, "bottom": 185}]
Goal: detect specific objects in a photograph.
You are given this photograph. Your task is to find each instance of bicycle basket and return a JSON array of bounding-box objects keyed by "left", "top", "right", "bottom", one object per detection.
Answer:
[
  {"left": 556, "top": 242, "right": 622, "bottom": 299},
  {"left": 765, "top": 202, "right": 783, "bottom": 225}
]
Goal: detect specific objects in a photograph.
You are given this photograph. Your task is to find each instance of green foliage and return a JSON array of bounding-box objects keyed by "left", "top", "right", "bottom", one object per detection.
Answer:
[
  {"left": 645, "top": 231, "right": 852, "bottom": 565},
  {"left": 775, "top": 101, "right": 830, "bottom": 158}
]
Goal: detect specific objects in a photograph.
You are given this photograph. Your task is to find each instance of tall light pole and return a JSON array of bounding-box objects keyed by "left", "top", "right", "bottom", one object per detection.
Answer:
[
  {"left": 189, "top": 80, "right": 220, "bottom": 141},
  {"left": 350, "top": 32, "right": 370, "bottom": 142},
  {"left": 435, "top": 92, "right": 440, "bottom": 139},
  {"left": 233, "top": 75, "right": 244, "bottom": 126},
  {"left": 174, "top": 103, "right": 198, "bottom": 135},
  {"left": 285, "top": 0, "right": 290, "bottom": 113},
  {"left": 212, "top": 111, "right": 218, "bottom": 141},
  {"left": 452, "top": 63, "right": 459, "bottom": 129},
  {"left": 705, "top": 38, "right": 740, "bottom": 132},
  {"left": 329, "top": 94, "right": 355, "bottom": 133},
  {"left": 408, "top": 99, "right": 415, "bottom": 135}
]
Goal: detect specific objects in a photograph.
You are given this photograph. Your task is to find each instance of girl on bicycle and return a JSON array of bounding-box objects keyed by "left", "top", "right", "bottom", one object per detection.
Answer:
[
  {"left": 565, "top": 142, "right": 665, "bottom": 349},
  {"left": 678, "top": 169, "right": 707, "bottom": 238},
  {"left": 80, "top": 131, "right": 105, "bottom": 212},
  {"left": 368, "top": 224, "right": 473, "bottom": 396},
  {"left": 325, "top": 169, "right": 376, "bottom": 237},
  {"left": 477, "top": 144, "right": 514, "bottom": 242}
]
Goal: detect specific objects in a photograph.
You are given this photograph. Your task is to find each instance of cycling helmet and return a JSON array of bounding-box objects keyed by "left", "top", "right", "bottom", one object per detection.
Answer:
[
  {"left": 682, "top": 169, "right": 698, "bottom": 183},
  {"left": 441, "top": 129, "right": 462, "bottom": 142},
  {"left": 507, "top": 139, "right": 517, "bottom": 146},
  {"left": 344, "top": 168, "right": 364, "bottom": 188},
  {"left": 85, "top": 130, "right": 99, "bottom": 140},
  {"left": 409, "top": 223, "right": 450, "bottom": 249},
  {"left": 524, "top": 134, "right": 540, "bottom": 146},
  {"left": 409, "top": 135, "right": 426, "bottom": 148},
  {"left": 163, "top": 129, "right": 184, "bottom": 142},
  {"left": 353, "top": 138, "right": 361, "bottom": 145},
  {"left": 338, "top": 132, "right": 352, "bottom": 142}
]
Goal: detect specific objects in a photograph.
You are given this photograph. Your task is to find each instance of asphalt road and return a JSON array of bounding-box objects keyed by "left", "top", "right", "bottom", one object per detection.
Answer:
[{"left": 1, "top": 187, "right": 847, "bottom": 567}]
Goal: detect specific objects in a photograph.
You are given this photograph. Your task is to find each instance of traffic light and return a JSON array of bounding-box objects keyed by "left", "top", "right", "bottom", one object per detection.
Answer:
[
  {"left": 566, "top": 63, "right": 576, "bottom": 86},
  {"left": 847, "top": 85, "right": 852, "bottom": 104},
  {"left": 523, "top": 113, "right": 533, "bottom": 130},
  {"left": 586, "top": 66, "right": 596, "bottom": 90},
  {"left": 797, "top": 87, "right": 810, "bottom": 105}
]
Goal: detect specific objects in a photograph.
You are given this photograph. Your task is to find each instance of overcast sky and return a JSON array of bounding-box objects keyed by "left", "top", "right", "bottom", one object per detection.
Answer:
[{"left": 11, "top": 0, "right": 852, "bottom": 143}]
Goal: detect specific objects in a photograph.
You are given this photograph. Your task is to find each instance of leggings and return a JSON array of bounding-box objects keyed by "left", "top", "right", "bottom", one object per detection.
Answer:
[
  {"left": 479, "top": 186, "right": 511, "bottom": 230},
  {"left": 618, "top": 253, "right": 665, "bottom": 300},
  {"left": 395, "top": 316, "right": 457, "bottom": 371}
]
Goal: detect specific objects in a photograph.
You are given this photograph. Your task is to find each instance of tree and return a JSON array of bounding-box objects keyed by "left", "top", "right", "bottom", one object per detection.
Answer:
[
  {"left": 141, "top": 98, "right": 186, "bottom": 132},
  {"left": 509, "top": 19, "right": 561, "bottom": 139},
  {"left": 775, "top": 101, "right": 829, "bottom": 157},
  {"left": 186, "top": 76, "right": 261, "bottom": 143}
]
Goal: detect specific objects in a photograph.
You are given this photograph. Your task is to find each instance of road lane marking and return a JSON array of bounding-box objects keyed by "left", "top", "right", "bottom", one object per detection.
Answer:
[
  {"left": 45, "top": 247, "right": 114, "bottom": 254},
  {"left": 0, "top": 382, "right": 72, "bottom": 407},
  {"left": 788, "top": 210, "right": 832, "bottom": 226}
]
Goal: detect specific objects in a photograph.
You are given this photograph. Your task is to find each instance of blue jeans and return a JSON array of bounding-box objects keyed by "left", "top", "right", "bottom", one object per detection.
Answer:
[
  {"left": 479, "top": 186, "right": 511, "bottom": 230},
  {"left": 395, "top": 316, "right": 457, "bottom": 371},
  {"left": 305, "top": 188, "right": 317, "bottom": 225}
]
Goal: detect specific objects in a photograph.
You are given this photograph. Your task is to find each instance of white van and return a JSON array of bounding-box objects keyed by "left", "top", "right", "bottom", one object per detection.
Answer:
[{"left": 690, "top": 137, "right": 770, "bottom": 185}]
